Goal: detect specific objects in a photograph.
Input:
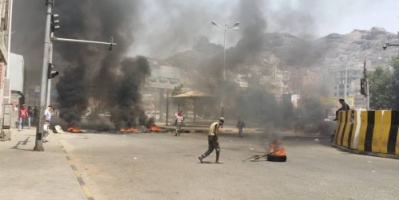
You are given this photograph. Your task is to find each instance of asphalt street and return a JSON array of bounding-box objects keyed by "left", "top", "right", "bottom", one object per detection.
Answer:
[{"left": 57, "top": 131, "right": 399, "bottom": 200}]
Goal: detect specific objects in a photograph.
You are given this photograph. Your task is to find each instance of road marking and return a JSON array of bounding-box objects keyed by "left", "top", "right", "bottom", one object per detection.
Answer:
[{"left": 57, "top": 135, "right": 95, "bottom": 200}]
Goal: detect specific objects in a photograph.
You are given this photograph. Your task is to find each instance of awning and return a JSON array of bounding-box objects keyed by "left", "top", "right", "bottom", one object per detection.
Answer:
[
  {"left": 170, "top": 90, "right": 212, "bottom": 125},
  {"left": 171, "top": 91, "right": 212, "bottom": 98}
]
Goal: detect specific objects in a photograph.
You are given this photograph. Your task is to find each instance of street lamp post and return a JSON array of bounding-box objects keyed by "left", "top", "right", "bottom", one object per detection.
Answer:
[
  {"left": 383, "top": 42, "right": 399, "bottom": 50},
  {"left": 211, "top": 20, "right": 239, "bottom": 117}
]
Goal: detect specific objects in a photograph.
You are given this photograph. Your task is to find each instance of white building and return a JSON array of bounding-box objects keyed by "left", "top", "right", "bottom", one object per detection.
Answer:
[
  {"left": 235, "top": 74, "right": 248, "bottom": 88},
  {"left": 9, "top": 53, "right": 24, "bottom": 92}
]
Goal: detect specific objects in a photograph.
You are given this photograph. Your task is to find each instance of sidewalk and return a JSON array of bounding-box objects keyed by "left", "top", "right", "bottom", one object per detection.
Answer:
[{"left": 0, "top": 128, "right": 87, "bottom": 200}]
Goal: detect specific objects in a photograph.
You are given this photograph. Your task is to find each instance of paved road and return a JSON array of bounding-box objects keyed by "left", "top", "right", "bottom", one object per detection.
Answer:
[{"left": 58, "top": 131, "right": 399, "bottom": 200}]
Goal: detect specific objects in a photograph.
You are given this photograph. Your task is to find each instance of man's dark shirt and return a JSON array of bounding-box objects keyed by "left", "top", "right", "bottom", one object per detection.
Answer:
[{"left": 341, "top": 102, "right": 350, "bottom": 110}]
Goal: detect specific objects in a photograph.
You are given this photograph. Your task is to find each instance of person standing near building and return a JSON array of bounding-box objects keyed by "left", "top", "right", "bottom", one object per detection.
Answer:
[
  {"left": 27, "top": 106, "right": 33, "bottom": 129},
  {"left": 43, "top": 105, "right": 53, "bottom": 143},
  {"left": 18, "top": 104, "right": 28, "bottom": 131},
  {"left": 198, "top": 117, "right": 224, "bottom": 164},
  {"left": 236, "top": 117, "right": 245, "bottom": 138},
  {"left": 33, "top": 106, "right": 38, "bottom": 125}
]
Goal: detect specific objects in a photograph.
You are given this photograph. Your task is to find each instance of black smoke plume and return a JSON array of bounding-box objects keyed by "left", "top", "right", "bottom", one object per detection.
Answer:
[
  {"left": 50, "top": 0, "right": 143, "bottom": 126},
  {"left": 110, "top": 56, "right": 151, "bottom": 129},
  {"left": 55, "top": 66, "right": 88, "bottom": 126}
]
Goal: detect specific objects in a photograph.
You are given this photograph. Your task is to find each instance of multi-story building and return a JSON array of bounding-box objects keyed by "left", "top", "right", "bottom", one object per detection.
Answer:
[
  {"left": 235, "top": 74, "right": 248, "bottom": 88},
  {"left": 302, "top": 70, "right": 321, "bottom": 87},
  {"left": 331, "top": 66, "right": 372, "bottom": 108}
]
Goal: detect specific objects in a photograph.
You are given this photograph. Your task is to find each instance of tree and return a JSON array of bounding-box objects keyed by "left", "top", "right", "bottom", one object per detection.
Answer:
[
  {"left": 390, "top": 56, "right": 399, "bottom": 110},
  {"left": 369, "top": 66, "right": 393, "bottom": 109}
]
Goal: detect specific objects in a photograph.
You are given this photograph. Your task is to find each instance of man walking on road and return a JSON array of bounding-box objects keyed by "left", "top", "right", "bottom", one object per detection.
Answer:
[
  {"left": 198, "top": 117, "right": 224, "bottom": 164},
  {"left": 236, "top": 117, "right": 245, "bottom": 138}
]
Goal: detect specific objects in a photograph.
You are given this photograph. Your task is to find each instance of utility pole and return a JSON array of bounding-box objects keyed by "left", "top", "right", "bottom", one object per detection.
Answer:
[
  {"left": 364, "top": 61, "right": 370, "bottom": 110},
  {"left": 35, "top": 0, "right": 117, "bottom": 151},
  {"left": 360, "top": 60, "right": 369, "bottom": 110},
  {"left": 34, "top": 0, "right": 53, "bottom": 151}
]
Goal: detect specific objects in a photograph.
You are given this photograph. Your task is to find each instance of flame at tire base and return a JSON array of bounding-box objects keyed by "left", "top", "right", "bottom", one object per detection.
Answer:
[{"left": 67, "top": 126, "right": 82, "bottom": 133}]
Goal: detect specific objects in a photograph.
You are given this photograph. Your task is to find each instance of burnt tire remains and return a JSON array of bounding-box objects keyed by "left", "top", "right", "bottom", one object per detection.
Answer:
[{"left": 267, "top": 154, "right": 287, "bottom": 162}]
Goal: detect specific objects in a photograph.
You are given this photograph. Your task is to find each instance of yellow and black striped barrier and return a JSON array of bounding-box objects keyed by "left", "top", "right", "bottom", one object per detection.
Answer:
[
  {"left": 334, "top": 110, "right": 399, "bottom": 158},
  {"left": 380, "top": 111, "right": 399, "bottom": 155},
  {"left": 335, "top": 110, "right": 356, "bottom": 149},
  {"left": 357, "top": 110, "right": 383, "bottom": 153}
]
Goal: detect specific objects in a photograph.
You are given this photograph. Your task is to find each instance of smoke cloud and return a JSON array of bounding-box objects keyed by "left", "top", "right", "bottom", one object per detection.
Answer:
[
  {"left": 51, "top": 0, "right": 144, "bottom": 126},
  {"left": 55, "top": 66, "right": 87, "bottom": 126},
  {"left": 12, "top": 0, "right": 335, "bottom": 132},
  {"left": 110, "top": 56, "right": 151, "bottom": 129}
]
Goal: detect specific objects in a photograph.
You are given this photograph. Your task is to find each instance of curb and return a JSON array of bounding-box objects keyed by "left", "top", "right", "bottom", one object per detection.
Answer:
[
  {"left": 158, "top": 124, "right": 265, "bottom": 133},
  {"left": 332, "top": 143, "right": 399, "bottom": 160},
  {"left": 57, "top": 135, "right": 95, "bottom": 200}
]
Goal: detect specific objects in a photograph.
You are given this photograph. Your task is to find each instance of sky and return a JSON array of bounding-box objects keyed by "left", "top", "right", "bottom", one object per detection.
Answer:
[
  {"left": 127, "top": 0, "right": 399, "bottom": 58},
  {"left": 10, "top": 0, "right": 399, "bottom": 71}
]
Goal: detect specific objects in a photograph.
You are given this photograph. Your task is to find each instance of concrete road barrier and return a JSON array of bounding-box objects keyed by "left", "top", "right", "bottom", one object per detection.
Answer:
[{"left": 334, "top": 110, "right": 399, "bottom": 159}]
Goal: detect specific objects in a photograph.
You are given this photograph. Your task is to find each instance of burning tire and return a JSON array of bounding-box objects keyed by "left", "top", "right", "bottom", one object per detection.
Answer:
[
  {"left": 267, "top": 154, "right": 287, "bottom": 162},
  {"left": 267, "top": 139, "right": 287, "bottom": 162}
]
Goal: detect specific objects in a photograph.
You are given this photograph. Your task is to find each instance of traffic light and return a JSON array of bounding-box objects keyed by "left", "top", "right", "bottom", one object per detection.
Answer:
[
  {"left": 51, "top": 13, "right": 60, "bottom": 32},
  {"left": 47, "top": 63, "right": 59, "bottom": 79},
  {"left": 360, "top": 78, "right": 367, "bottom": 96}
]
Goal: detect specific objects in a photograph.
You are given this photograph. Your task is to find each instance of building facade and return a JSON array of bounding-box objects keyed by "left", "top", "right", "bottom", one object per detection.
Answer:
[
  {"left": 332, "top": 67, "right": 370, "bottom": 108},
  {"left": 0, "top": 0, "right": 11, "bottom": 122}
]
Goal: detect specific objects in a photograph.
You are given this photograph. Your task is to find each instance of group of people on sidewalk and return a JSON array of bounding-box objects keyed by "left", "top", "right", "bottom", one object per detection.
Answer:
[
  {"left": 17, "top": 105, "right": 38, "bottom": 131},
  {"left": 18, "top": 104, "right": 54, "bottom": 142}
]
